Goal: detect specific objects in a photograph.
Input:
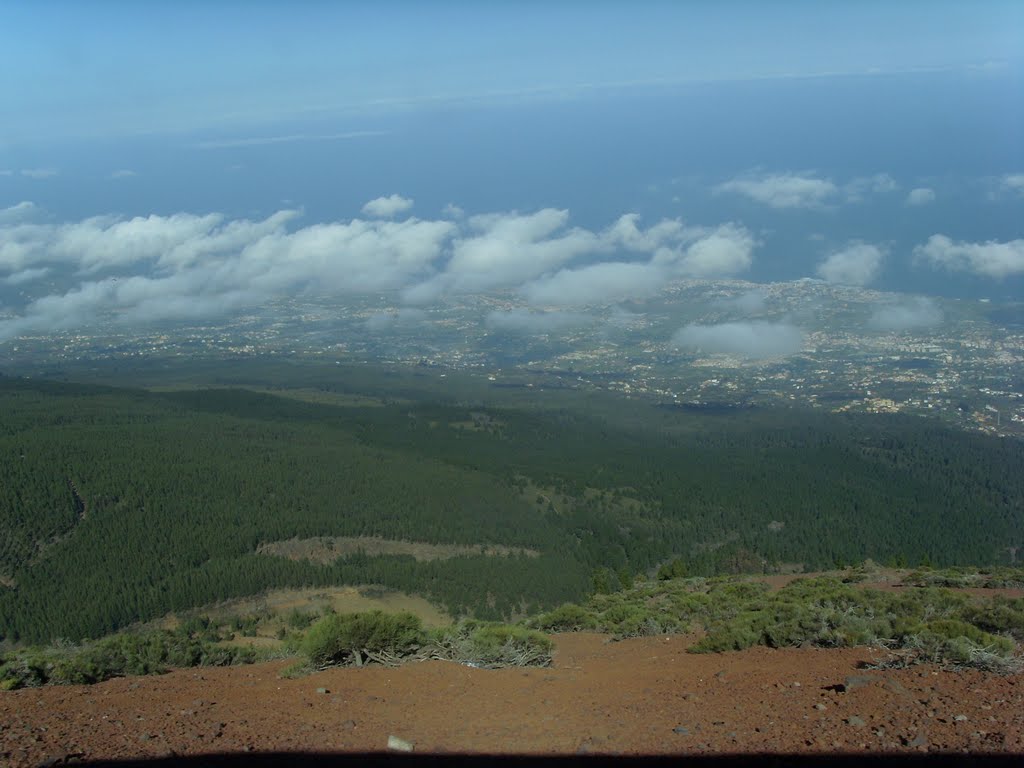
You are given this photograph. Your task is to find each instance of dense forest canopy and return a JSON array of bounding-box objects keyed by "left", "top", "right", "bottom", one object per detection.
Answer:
[{"left": 0, "top": 364, "right": 1022, "bottom": 644}]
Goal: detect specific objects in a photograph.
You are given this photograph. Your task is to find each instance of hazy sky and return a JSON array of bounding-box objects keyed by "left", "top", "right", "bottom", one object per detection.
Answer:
[{"left": 1, "top": 1, "right": 1022, "bottom": 342}]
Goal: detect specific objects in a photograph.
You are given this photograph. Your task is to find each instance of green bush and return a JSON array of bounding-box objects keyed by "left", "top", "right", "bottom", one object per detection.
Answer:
[
  {"left": 301, "top": 611, "right": 425, "bottom": 667},
  {"left": 562, "top": 570, "right": 1023, "bottom": 671},
  {"left": 0, "top": 628, "right": 256, "bottom": 689},
  {"left": 689, "top": 621, "right": 762, "bottom": 653},
  {"left": 657, "top": 558, "right": 688, "bottom": 580},
  {"left": 286, "top": 608, "right": 318, "bottom": 630},
  {"left": 966, "top": 597, "right": 1024, "bottom": 639},
  {"left": 531, "top": 603, "right": 598, "bottom": 632}
]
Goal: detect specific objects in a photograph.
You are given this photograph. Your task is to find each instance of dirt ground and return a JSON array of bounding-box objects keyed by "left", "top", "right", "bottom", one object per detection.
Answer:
[{"left": 1, "top": 632, "right": 1021, "bottom": 765}]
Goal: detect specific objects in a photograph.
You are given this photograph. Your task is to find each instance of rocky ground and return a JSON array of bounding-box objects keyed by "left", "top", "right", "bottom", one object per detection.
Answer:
[{"left": 1, "top": 632, "right": 1022, "bottom": 765}]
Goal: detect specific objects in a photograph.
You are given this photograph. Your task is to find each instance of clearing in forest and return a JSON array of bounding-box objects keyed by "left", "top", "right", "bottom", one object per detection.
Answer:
[{"left": 257, "top": 535, "right": 540, "bottom": 564}]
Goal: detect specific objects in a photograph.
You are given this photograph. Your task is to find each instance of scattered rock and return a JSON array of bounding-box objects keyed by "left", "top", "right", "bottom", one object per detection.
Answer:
[
  {"left": 902, "top": 733, "right": 928, "bottom": 749},
  {"left": 387, "top": 735, "right": 414, "bottom": 753},
  {"left": 841, "top": 675, "right": 874, "bottom": 693},
  {"left": 814, "top": 703, "right": 827, "bottom": 711},
  {"left": 315, "top": 688, "right": 329, "bottom": 695},
  {"left": 846, "top": 716, "right": 867, "bottom": 728},
  {"left": 954, "top": 714, "right": 968, "bottom": 722},
  {"left": 672, "top": 726, "right": 689, "bottom": 735}
]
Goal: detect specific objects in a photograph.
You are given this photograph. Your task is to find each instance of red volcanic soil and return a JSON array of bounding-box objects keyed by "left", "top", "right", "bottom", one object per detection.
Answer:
[{"left": 1, "top": 633, "right": 1022, "bottom": 764}]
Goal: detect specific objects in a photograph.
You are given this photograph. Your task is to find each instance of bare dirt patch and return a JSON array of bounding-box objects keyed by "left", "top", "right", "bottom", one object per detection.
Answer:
[
  {"left": 148, "top": 385, "right": 396, "bottom": 408},
  {"left": 257, "top": 536, "right": 539, "bottom": 565},
  {"left": 518, "top": 480, "right": 651, "bottom": 518},
  {"left": 156, "top": 586, "right": 452, "bottom": 637},
  {"left": 2, "top": 633, "right": 1021, "bottom": 764}
]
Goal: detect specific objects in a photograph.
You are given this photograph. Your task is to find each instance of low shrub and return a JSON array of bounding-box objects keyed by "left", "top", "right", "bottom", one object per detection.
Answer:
[
  {"left": 0, "top": 629, "right": 257, "bottom": 690},
  {"left": 301, "top": 611, "right": 425, "bottom": 668},
  {"left": 430, "top": 621, "right": 553, "bottom": 668},
  {"left": 530, "top": 603, "right": 598, "bottom": 632}
]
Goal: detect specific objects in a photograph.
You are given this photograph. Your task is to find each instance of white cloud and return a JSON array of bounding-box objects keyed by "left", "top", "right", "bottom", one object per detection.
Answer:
[
  {"left": 670, "top": 223, "right": 755, "bottom": 276},
  {"left": 522, "top": 261, "right": 665, "bottom": 305},
  {"left": 715, "top": 173, "right": 838, "bottom": 209},
  {"left": 0, "top": 170, "right": 12, "bottom": 177},
  {"left": 716, "top": 171, "right": 901, "bottom": 208},
  {"left": 518, "top": 219, "right": 754, "bottom": 306},
  {"left": 2, "top": 267, "right": 49, "bottom": 286},
  {"left": 867, "top": 297, "right": 942, "bottom": 331},
  {"left": 0, "top": 201, "right": 38, "bottom": 224},
  {"left": 51, "top": 212, "right": 231, "bottom": 273},
  {"left": 109, "top": 169, "right": 138, "bottom": 179},
  {"left": 21, "top": 169, "right": 58, "bottom": 179},
  {"left": 361, "top": 194, "right": 414, "bottom": 218},
  {"left": 0, "top": 202, "right": 755, "bottom": 339},
  {"left": 672, "top": 321, "right": 805, "bottom": 359},
  {"left": 915, "top": 234, "right": 1024, "bottom": 279},
  {"left": 486, "top": 308, "right": 595, "bottom": 334},
  {"left": 816, "top": 242, "right": 885, "bottom": 286},
  {"left": 1001, "top": 174, "right": 1024, "bottom": 196},
  {"left": 0, "top": 205, "right": 454, "bottom": 339},
  {"left": 906, "top": 187, "right": 936, "bottom": 206},
  {"left": 442, "top": 203, "right": 465, "bottom": 219},
  {"left": 441, "top": 208, "right": 601, "bottom": 294}
]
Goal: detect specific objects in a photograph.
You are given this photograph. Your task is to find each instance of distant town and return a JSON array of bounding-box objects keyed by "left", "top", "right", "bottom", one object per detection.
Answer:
[{"left": 3, "top": 278, "right": 1022, "bottom": 438}]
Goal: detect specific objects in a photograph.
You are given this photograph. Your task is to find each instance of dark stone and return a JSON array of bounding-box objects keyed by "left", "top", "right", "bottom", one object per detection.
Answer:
[{"left": 840, "top": 675, "right": 875, "bottom": 692}]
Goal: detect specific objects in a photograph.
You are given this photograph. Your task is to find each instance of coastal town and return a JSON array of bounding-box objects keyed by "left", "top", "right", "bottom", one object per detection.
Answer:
[{"left": 3, "top": 278, "right": 1022, "bottom": 438}]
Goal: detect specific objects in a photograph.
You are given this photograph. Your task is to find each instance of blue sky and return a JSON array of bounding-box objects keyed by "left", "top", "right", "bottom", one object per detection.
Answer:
[
  {"left": 0, "top": 1, "right": 1022, "bottom": 342},
  {"left": 3, "top": 1, "right": 1022, "bottom": 142}
]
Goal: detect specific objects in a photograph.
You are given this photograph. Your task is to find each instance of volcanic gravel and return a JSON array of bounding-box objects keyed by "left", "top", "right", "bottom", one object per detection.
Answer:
[{"left": 1, "top": 633, "right": 1022, "bottom": 765}]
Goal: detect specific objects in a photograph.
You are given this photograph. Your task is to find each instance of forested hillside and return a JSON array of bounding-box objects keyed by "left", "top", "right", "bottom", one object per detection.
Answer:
[{"left": 1, "top": 371, "right": 1022, "bottom": 644}]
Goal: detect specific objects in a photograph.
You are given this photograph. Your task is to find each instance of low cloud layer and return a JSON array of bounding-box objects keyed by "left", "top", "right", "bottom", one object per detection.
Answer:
[
  {"left": 0, "top": 200, "right": 757, "bottom": 340},
  {"left": 915, "top": 234, "right": 1024, "bottom": 278},
  {"left": 672, "top": 320, "right": 805, "bottom": 359},
  {"left": 521, "top": 218, "right": 755, "bottom": 306},
  {"left": 816, "top": 242, "right": 884, "bottom": 286},
  {"left": 867, "top": 297, "right": 942, "bottom": 331}
]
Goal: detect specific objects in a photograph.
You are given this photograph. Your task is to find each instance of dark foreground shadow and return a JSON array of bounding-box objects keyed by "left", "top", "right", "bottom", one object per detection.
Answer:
[{"left": 67, "top": 753, "right": 1024, "bottom": 768}]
